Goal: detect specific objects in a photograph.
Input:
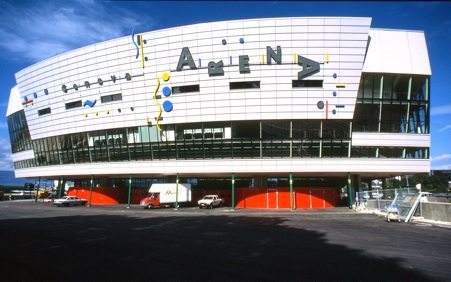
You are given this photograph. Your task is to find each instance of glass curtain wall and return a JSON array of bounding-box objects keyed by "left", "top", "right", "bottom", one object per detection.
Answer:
[
  {"left": 353, "top": 73, "right": 430, "bottom": 158},
  {"left": 12, "top": 119, "right": 360, "bottom": 168},
  {"left": 354, "top": 73, "right": 429, "bottom": 134}
]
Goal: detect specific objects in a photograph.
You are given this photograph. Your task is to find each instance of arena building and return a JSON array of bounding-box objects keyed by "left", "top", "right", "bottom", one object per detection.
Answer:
[{"left": 6, "top": 17, "right": 431, "bottom": 208}]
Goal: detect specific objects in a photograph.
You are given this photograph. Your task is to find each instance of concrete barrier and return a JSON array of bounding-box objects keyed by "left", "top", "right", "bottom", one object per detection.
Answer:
[{"left": 420, "top": 202, "right": 451, "bottom": 222}]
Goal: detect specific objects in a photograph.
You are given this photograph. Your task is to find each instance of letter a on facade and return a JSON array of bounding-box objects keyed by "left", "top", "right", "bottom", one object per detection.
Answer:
[{"left": 297, "top": 55, "right": 320, "bottom": 79}]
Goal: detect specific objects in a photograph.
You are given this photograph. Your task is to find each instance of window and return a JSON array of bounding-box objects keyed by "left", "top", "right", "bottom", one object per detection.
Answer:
[
  {"left": 101, "top": 93, "right": 122, "bottom": 103},
  {"left": 172, "top": 85, "right": 200, "bottom": 94},
  {"left": 65, "top": 100, "right": 82, "bottom": 110},
  {"left": 38, "top": 107, "right": 51, "bottom": 116},
  {"left": 292, "top": 80, "right": 323, "bottom": 88},
  {"left": 230, "top": 81, "right": 260, "bottom": 90}
]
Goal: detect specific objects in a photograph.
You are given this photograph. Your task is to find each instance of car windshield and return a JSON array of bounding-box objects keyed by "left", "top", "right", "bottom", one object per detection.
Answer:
[{"left": 204, "top": 196, "right": 213, "bottom": 199}]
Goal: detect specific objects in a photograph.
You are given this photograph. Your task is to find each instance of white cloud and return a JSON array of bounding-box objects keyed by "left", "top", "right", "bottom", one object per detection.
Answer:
[
  {"left": 0, "top": 0, "right": 156, "bottom": 63},
  {"left": 431, "top": 164, "right": 451, "bottom": 170},
  {"left": 431, "top": 154, "right": 451, "bottom": 162},
  {"left": 0, "top": 136, "right": 13, "bottom": 171},
  {"left": 437, "top": 124, "right": 451, "bottom": 133},
  {"left": 431, "top": 105, "right": 451, "bottom": 116}
]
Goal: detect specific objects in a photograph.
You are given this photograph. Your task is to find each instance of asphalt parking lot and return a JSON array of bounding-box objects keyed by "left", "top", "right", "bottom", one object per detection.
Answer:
[{"left": 0, "top": 200, "right": 450, "bottom": 282}]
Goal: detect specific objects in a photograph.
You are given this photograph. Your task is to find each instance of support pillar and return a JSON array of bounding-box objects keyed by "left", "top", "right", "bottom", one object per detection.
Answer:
[
  {"left": 88, "top": 175, "right": 94, "bottom": 207},
  {"left": 289, "top": 172, "right": 294, "bottom": 210},
  {"left": 127, "top": 174, "right": 132, "bottom": 209},
  {"left": 34, "top": 177, "right": 41, "bottom": 204},
  {"left": 347, "top": 172, "right": 353, "bottom": 209},
  {"left": 174, "top": 173, "right": 179, "bottom": 210},
  {"left": 231, "top": 173, "right": 235, "bottom": 210},
  {"left": 58, "top": 176, "right": 64, "bottom": 198}
]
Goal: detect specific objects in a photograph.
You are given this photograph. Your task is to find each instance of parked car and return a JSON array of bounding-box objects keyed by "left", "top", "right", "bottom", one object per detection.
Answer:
[
  {"left": 53, "top": 196, "right": 87, "bottom": 207},
  {"left": 198, "top": 195, "right": 224, "bottom": 209}
]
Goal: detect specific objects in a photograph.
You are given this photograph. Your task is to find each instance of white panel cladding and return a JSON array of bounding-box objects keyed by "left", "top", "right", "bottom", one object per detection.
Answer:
[
  {"left": 7, "top": 86, "right": 23, "bottom": 116},
  {"left": 13, "top": 17, "right": 372, "bottom": 140},
  {"left": 352, "top": 132, "right": 430, "bottom": 147},
  {"left": 11, "top": 150, "right": 35, "bottom": 162},
  {"left": 14, "top": 158, "right": 429, "bottom": 179},
  {"left": 362, "top": 29, "right": 431, "bottom": 75}
]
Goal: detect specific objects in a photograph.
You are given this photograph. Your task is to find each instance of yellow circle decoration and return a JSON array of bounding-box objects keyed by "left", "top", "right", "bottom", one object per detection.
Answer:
[{"left": 162, "top": 72, "right": 170, "bottom": 81}]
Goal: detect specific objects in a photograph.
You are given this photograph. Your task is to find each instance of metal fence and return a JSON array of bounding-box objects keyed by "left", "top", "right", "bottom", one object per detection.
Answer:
[{"left": 355, "top": 188, "right": 422, "bottom": 213}]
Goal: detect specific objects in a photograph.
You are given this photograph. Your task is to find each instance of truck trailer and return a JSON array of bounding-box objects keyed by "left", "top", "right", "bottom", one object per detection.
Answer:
[{"left": 140, "top": 183, "right": 192, "bottom": 209}]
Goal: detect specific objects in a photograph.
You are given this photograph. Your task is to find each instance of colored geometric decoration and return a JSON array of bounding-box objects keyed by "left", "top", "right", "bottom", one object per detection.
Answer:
[
  {"left": 83, "top": 100, "right": 97, "bottom": 107},
  {"left": 222, "top": 39, "right": 227, "bottom": 45},
  {"left": 163, "top": 101, "right": 173, "bottom": 112},
  {"left": 33, "top": 93, "right": 37, "bottom": 98},
  {"left": 162, "top": 87, "right": 171, "bottom": 97},
  {"left": 317, "top": 101, "right": 324, "bottom": 109},
  {"left": 239, "top": 38, "right": 244, "bottom": 44},
  {"left": 132, "top": 29, "right": 139, "bottom": 59},
  {"left": 162, "top": 72, "right": 170, "bottom": 81},
  {"left": 333, "top": 91, "right": 337, "bottom": 97},
  {"left": 333, "top": 73, "right": 337, "bottom": 78}
]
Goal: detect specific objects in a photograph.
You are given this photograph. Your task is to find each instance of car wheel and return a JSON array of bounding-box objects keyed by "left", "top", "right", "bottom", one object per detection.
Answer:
[
  {"left": 209, "top": 203, "right": 213, "bottom": 209},
  {"left": 147, "top": 204, "right": 153, "bottom": 209}
]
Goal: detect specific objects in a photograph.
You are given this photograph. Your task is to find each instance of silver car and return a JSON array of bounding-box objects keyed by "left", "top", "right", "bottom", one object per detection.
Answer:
[{"left": 53, "top": 196, "right": 87, "bottom": 207}]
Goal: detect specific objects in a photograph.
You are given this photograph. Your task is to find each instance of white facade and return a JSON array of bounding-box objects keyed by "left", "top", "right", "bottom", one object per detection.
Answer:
[{"left": 7, "top": 17, "right": 430, "bottom": 181}]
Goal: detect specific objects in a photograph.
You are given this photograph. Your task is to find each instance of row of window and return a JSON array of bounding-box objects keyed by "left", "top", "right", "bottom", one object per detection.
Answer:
[
  {"left": 14, "top": 141, "right": 428, "bottom": 169},
  {"left": 41, "top": 79, "right": 327, "bottom": 115},
  {"left": 14, "top": 118, "right": 428, "bottom": 168}
]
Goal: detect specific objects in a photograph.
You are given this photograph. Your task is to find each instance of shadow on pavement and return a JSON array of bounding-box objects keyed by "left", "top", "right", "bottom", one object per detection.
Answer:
[{"left": 0, "top": 213, "right": 433, "bottom": 282}]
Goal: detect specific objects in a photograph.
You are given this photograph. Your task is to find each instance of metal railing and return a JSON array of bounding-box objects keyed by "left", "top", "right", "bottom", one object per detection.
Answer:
[{"left": 355, "top": 188, "right": 421, "bottom": 213}]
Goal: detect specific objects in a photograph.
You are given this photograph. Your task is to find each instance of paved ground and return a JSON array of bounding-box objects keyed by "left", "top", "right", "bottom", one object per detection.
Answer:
[{"left": 0, "top": 200, "right": 450, "bottom": 282}]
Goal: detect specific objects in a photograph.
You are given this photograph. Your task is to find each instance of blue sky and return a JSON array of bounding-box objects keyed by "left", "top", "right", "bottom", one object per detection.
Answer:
[{"left": 0, "top": 0, "right": 450, "bottom": 171}]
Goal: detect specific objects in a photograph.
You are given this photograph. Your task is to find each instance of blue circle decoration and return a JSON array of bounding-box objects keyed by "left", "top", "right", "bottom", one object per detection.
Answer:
[
  {"left": 33, "top": 93, "right": 37, "bottom": 98},
  {"left": 44, "top": 89, "right": 49, "bottom": 95},
  {"left": 239, "top": 38, "right": 244, "bottom": 44},
  {"left": 162, "top": 86, "right": 171, "bottom": 97},
  {"left": 24, "top": 96, "right": 28, "bottom": 102},
  {"left": 163, "top": 101, "right": 173, "bottom": 112},
  {"left": 333, "top": 91, "right": 337, "bottom": 97},
  {"left": 333, "top": 73, "right": 337, "bottom": 79},
  {"left": 317, "top": 101, "right": 324, "bottom": 109}
]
